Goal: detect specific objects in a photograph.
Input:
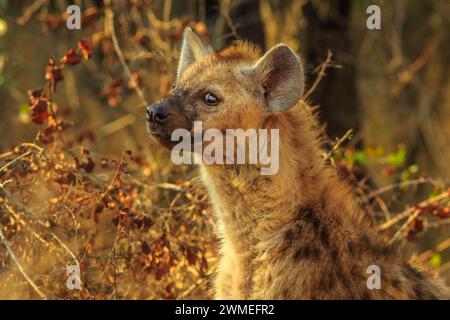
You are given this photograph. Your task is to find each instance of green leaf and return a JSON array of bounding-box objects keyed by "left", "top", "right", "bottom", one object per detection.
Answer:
[
  {"left": 408, "top": 164, "right": 419, "bottom": 174},
  {"left": 19, "top": 103, "right": 29, "bottom": 113},
  {"left": 354, "top": 150, "right": 367, "bottom": 165},
  {"left": 387, "top": 147, "right": 407, "bottom": 165},
  {"left": 429, "top": 189, "right": 443, "bottom": 199},
  {"left": 429, "top": 253, "right": 441, "bottom": 268},
  {"left": 400, "top": 169, "right": 410, "bottom": 182}
]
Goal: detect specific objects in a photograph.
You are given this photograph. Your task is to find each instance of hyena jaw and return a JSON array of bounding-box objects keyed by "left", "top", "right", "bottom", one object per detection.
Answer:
[{"left": 147, "top": 28, "right": 450, "bottom": 300}]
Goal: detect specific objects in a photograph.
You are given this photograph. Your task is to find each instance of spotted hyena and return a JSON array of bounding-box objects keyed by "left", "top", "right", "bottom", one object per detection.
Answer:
[{"left": 147, "top": 28, "right": 450, "bottom": 299}]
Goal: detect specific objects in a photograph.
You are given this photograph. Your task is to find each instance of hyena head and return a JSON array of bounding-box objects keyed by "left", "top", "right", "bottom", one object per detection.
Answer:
[{"left": 147, "top": 28, "right": 304, "bottom": 150}]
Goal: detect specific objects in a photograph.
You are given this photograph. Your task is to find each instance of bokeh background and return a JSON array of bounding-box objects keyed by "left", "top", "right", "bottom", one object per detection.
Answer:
[{"left": 0, "top": 0, "right": 449, "bottom": 299}]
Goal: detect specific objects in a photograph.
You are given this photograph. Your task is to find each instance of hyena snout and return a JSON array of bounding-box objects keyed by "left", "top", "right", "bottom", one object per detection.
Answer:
[
  {"left": 147, "top": 98, "right": 192, "bottom": 149},
  {"left": 146, "top": 102, "right": 170, "bottom": 125}
]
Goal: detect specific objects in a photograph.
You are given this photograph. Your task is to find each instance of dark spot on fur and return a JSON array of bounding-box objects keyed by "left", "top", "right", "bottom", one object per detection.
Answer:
[
  {"left": 413, "top": 284, "right": 424, "bottom": 300},
  {"left": 422, "top": 289, "right": 438, "bottom": 300},
  {"left": 279, "top": 224, "right": 303, "bottom": 255},
  {"left": 355, "top": 234, "right": 371, "bottom": 255},
  {"left": 391, "top": 279, "right": 401, "bottom": 289},
  {"left": 335, "top": 264, "right": 352, "bottom": 290},
  {"left": 408, "top": 279, "right": 438, "bottom": 300},
  {"left": 297, "top": 206, "right": 320, "bottom": 232},
  {"left": 359, "top": 234, "right": 369, "bottom": 245},
  {"left": 402, "top": 264, "right": 440, "bottom": 299},
  {"left": 293, "top": 246, "right": 321, "bottom": 261},
  {"left": 403, "top": 264, "right": 424, "bottom": 281},
  {"left": 381, "top": 245, "right": 393, "bottom": 256},
  {"left": 319, "top": 191, "right": 327, "bottom": 210},
  {"left": 360, "top": 291, "right": 370, "bottom": 300},
  {"left": 310, "top": 247, "right": 321, "bottom": 260},
  {"left": 347, "top": 241, "right": 355, "bottom": 255},
  {"left": 330, "top": 249, "right": 339, "bottom": 263},
  {"left": 381, "top": 242, "right": 399, "bottom": 258},
  {"left": 281, "top": 287, "right": 291, "bottom": 298},
  {"left": 319, "top": 272, "right": 336, "bottom": 291},
  {"left": 284, "top": 229, "right": 294, "bottom": 242},
  {"left": 293, "top": 247, "right": 308, "bottom": 261},
  {"left": 350, "top": 265, "right": 360, "bottom": 278},
  {"left": 320, "top": 227, "right": 330, "bottom": 248}
]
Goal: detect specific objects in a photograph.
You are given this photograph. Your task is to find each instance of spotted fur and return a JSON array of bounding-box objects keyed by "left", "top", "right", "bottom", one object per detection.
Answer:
[{"left": 149, "top": 28, "right": 450, "bottom": 300}]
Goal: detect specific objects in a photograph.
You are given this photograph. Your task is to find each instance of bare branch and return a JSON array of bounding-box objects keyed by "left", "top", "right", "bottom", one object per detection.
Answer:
[
  {"left": 0, "top": 226, "right": 48, "bottom": 299},
  {"left": 302, "top": 50, "right": 341, "bottom": 101},
  {"left": 104, "top": 2, "right": 148, "bottom": 108}
]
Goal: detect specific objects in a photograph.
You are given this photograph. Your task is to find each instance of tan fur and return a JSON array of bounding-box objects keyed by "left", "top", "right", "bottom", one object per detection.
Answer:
[
  {"left": 149, "top": 30, "right": 450, "bottom": 300},
  {"left": 202, "top": 105, "right": 449, "bottom": 299}
]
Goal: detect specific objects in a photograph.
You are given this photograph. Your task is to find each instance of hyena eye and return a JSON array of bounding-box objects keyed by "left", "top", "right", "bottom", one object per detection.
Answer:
[{"left": 203, "top": 92, "right": 220, "bottom": 106}]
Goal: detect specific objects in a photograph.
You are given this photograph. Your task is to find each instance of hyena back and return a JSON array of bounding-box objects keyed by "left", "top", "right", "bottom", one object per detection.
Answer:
[{"left": 147, "top": 28, "right": 450, "bottom": 299}]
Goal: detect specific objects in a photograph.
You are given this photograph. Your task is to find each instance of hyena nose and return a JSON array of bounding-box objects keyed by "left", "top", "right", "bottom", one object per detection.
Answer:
[{"left": 146, "top": 103, "right": 170, "bottom": 125}]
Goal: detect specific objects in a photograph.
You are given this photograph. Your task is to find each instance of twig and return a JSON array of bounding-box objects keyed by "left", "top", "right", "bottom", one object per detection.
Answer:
[
  {"left": 364, "top": 178, "right": 446, "bottom": 201},
  {"left": 21, "top": 142, "right": 44, "bottom": 153},
  {"left": 16, "top": 0, "right": 47, "bottom": 25},
  {"left": 104, "top": 2, "right": 148, "bottom": 108},
  {"left": 222, "top": 11, "right": 241, "bottom": 40},
  {"left": 163, "top": 0, "right": 172, "bottom": 22},
  {"left": 302, "top": 50, "right": 340, "bottom": 101},
  {"left": 389, "top": 209, "right": 420, "bottom": 244},
  {"left": 178, "top": 265, "right": 216, "bottom": 299},
  {"left": 325, "top": 129, "right": 353, "bottom": 161},
  {"left": 430, "top": 218, "right": 450, "bottom": 228},
  {"left": 416, "top": 238, "right": 450, "bottom": 263},
  {"left": 379, "top": 190, "right": 449, "bottom": 232},
  {"left": 373, "top": 194, "right": 392, "bottom": 221},
  {"left": 112, "top": 247, "right": 117, "bottom": 299},
  {"left": 0, "top": 226, "right": 47, "bottom": 299},
  {"left": 0, "top": 151, "right": 32, "bottom": 173},
  {"left": 3, "top": 203, "right": 50, "bottom": 246},
  {"left": 390, "top": 38, "right": 438, "bottom": 96},
  {"left": 1, "top": 184, "right": 91, "bottom": 295},
  {"left": 153, "top": 182, "right": 184, "bottom": 192},
  {"left": 178, "top": 276, "right": 208, "bottom": 299},
  {"left": 99, "top": 114, "right": 136, "bottom": 136}
]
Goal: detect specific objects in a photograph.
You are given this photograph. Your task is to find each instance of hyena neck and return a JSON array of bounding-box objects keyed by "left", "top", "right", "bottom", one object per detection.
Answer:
[
  {"left": 200, "top": 106, "right": 450, "bottom": 300},
  {"left": 200, "top": 105, "right": 375, "bottom": 250}
]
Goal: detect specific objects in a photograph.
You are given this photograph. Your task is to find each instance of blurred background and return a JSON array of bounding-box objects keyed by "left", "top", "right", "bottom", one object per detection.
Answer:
[{"left": 0, "top": 0, "right": 449, "bottom": 299}]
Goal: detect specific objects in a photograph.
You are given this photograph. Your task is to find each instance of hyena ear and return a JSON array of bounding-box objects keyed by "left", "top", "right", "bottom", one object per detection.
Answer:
[
  {"left": 177, "top": 28, "right": 212, "bottom": 79},
  {"left": 253, "top": 44, "right": 304, "bottom": 112}
]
